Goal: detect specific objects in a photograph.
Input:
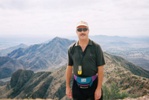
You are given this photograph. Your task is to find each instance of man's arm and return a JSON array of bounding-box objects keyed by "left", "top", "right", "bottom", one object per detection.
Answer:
[
  {"left": 95, "top": 66, "right": 104, "bottom": 100},
  {"left": 97, "top": 66, "right": 104, "bottom": 89},
  {"left": 65, "top": 65, "right": 73, "bottom": 99},
  {"left": 66, "top": 65, "right": 73, "bottom": 88}
]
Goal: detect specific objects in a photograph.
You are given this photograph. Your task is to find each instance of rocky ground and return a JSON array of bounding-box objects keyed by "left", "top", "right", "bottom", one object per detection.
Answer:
[
  {"left": 121, "top": 95, "right": 149, "bottom": 100},
  {"left": 1, "top": 95, "right": 149, "bottom": 100}
]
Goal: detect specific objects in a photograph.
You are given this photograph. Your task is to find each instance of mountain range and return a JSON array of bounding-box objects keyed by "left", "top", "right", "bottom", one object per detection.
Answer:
[
  {"left": 0, "top": 36, "right": 149, "bottom": 99},
  {"left": 0, "top": 37, "right": 74, "bottom": 79},
  {"left": 8, "top": 37, "right": 74, "bottom": 71},
  {"left": 1, "top": 36, "right": 149, "bottom": 79},
  {"left": 0, "top": 35, "right": 149, "bottom": 71},
  {"left": 0, "top": 53, "right": 148, "bottom": 99}
]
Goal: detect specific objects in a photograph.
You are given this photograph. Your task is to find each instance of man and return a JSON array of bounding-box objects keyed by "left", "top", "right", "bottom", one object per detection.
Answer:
[{"left": 66, "top": 21, "right": 105, "bottom": 100}]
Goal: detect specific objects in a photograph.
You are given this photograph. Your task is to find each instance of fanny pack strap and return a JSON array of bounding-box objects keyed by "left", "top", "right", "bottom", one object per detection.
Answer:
[
  {"left": 91, "top": 75, "right": 97, "bottom": 81},
  {"left": 74, "top": 75, "right": 77, "bottom": 80}
]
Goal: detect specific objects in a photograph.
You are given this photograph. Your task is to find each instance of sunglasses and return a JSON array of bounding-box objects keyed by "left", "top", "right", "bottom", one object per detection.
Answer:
[{"left": 77, "top": 28, "right": 88, "bottom": 32}]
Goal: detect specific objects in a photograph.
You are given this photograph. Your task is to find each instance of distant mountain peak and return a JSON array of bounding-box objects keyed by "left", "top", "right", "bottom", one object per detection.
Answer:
[
  {"left": 53, "top": 36, "right": 63, "bottom": 40},
  {"left": 48, "top": 37, "right": 75, "bottom": 47},
  {"left": 51, "top": 37, "right": 69, "bottom": 42},
  {"left": 51, "top": 37, "right": 63, "bottom": 41}
]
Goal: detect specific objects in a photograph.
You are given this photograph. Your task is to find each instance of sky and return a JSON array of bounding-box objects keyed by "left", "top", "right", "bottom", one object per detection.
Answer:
[{"left": 0, "top": 0, "right": 149, "bottom": 41}]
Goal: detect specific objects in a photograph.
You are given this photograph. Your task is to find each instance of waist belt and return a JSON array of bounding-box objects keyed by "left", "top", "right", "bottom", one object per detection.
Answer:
[{"left": 74, "top": 75, "right": 97, "bottom": 89}]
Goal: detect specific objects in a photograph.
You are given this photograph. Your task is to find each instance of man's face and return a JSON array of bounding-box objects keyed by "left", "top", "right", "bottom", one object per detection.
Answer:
[{"left": 76, "top": 26, "right": 89, "bottom": 40}]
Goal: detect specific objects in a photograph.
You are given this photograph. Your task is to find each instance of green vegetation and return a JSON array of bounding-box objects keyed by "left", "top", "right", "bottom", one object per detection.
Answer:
[{"left": 103, "top": 83, "right": 128, "bottom": 100}]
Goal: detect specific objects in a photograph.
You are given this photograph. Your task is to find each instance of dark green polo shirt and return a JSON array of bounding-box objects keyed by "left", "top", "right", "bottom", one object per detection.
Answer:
[{"left": 68, "top": 39, "right": 105, "bottom": 77}]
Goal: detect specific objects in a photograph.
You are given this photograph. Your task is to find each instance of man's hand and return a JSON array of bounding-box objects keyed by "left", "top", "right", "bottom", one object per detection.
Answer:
[
  {"left": 66, "top": 87, "right": 72, "bottom": 99},
  {"left": 94, "top": 88, "right": 101, "bottom": 100}
]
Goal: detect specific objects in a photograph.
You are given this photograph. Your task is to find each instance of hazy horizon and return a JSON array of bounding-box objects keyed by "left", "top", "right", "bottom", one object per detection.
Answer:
[{"left": 0, "top": 34, "right": 149, "bottom": 50}]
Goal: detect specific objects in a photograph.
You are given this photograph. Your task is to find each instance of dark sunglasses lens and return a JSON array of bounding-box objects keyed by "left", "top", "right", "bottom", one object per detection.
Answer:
[
  {"left": 83, "top": 28, "right": 88, "bottom": 31},
  {"left": 77, "top": 28, "right": 82, "bottom": 32}
]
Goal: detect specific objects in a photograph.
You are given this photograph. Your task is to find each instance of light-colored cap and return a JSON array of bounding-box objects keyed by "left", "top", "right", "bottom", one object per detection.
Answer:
[{"left": 76, "top": 21, "right": 89, "bottom": 28}]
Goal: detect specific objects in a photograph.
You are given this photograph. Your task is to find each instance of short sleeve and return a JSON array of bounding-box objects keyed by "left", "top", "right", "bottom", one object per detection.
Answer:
[
  {"left": 96, "top": 45, "right": 105, "bottom": 67},
  {"left": 68, "top": 47, "right": 73, "bottom": 66}
]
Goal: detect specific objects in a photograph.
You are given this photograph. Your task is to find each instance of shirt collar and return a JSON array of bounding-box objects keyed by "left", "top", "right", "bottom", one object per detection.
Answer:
[{"left": 75, "top": 39, "right": 93, "bottom": 46}]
